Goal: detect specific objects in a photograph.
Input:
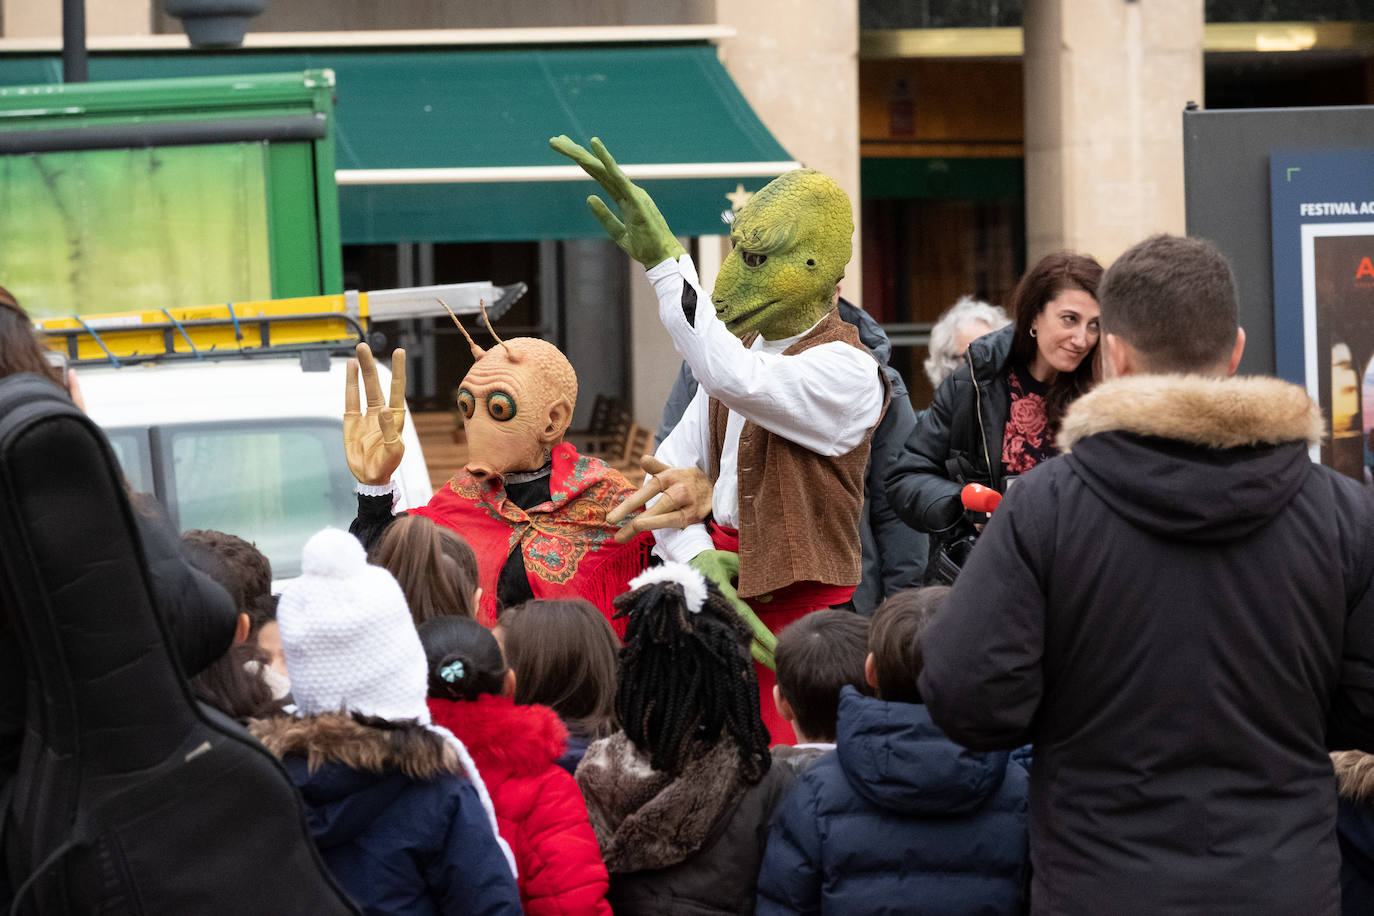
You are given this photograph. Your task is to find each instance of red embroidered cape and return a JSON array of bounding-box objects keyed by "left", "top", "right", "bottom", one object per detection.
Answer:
[{"left": 410, "top": 442, "right": 650, "bottom": 636}]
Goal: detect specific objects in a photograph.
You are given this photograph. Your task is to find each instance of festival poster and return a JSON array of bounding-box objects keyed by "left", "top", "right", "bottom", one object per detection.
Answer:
[{"left": 1269, "top": 149, "right": 1374, "bottom": 481}]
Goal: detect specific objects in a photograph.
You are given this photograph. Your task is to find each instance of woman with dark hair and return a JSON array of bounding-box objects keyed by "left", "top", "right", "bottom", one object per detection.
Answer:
[
  {"left": 496, "top": 598, "right": 619, "bottom": 774},
  {"left": 886, "top": 251, "right": 1104, "bottom": 577},
  {"left": 575, "top": 564, "right": 793, "bottom": 915},
  {"left": 0, "top": 285, "right": 65, "bottom": 389}
]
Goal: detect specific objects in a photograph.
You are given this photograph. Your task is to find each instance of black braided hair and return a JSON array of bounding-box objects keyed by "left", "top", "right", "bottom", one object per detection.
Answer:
[
  {"left": 612, "top": 570, "right": 771, "bottom": 783},
  {"left": 417, "top": 616, "right": 507, "bottom": 702}
]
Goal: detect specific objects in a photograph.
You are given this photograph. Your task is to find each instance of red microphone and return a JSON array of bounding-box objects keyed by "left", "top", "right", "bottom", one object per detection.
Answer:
[{"left": 961, "top": 482, "right": 1002, "bottom": 514}]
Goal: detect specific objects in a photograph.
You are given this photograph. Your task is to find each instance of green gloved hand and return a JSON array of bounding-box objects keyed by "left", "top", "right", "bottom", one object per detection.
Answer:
[
  {"left": 689, "top": 549, "right": 777, "bottom": 670},
  {"left": 549, "top": 135, "right": 687, "bottom": 269}
]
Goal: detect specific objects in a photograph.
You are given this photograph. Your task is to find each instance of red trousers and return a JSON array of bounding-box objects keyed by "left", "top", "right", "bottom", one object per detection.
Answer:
[{"left": 708, "top": 522, "right": 854, "bottom": 745}]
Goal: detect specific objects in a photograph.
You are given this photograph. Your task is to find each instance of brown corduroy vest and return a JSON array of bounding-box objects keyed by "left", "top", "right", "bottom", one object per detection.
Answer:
[{"left": 707, "top": 309, "right": 888, "bottom": 599}]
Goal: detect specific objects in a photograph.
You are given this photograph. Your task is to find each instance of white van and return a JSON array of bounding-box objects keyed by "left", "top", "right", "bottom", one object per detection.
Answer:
[
  {"left": 40, "top": 280, "right": 523, "bottom": 582},
  {"left": 78, "top": 354, "right": 432, "bottom": 581}
]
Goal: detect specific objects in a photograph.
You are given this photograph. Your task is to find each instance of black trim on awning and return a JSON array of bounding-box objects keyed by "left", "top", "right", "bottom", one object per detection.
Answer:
[{"left": 0, "top": 112, "right": 326, "bottom": 154}]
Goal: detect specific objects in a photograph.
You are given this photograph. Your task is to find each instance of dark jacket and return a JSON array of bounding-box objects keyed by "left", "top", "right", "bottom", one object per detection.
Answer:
[
  {"left": 1333, "top": 750, "right": 1374, "bottom": 916},
  {"left": 769, "top": 744, "right": 831, "bottom": 778},
  {"left": 757, "top": 687, "right": 1028, "bottom": 915},
  {"left": 555, "top": 728, "right": 593, "bottom": 776},
  {"left": 918, "top": 374, "right": 1374, "bottom": 916},
  {"left": 253, "top": 714, "right": 522, "bottom": 916},
  {"left": 886, "top": 322, "right": 1013, "bottom": 535},
  {"left": 655, "top": 299, "right": 926, "bottom": 612},
  {"left": 577, "top": 733, "right": 793, "bottom": 915},
  {"left": 843, "top": 301, "right": 927, "bottom": 612}
]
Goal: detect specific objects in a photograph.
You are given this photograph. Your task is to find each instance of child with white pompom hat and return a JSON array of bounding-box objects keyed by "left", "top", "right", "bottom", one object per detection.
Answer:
[{"left": 250, "top": 528, "right": 521, "bottom": 916}]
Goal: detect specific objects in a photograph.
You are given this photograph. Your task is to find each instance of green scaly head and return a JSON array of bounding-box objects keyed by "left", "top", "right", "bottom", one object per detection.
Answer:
[{"left": 712, "top": 169, "right": 854, "bottom": 341}]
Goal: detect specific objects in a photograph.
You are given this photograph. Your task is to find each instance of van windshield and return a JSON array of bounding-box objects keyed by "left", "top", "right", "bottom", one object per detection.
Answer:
[{"left": 107, "top": 420, "right": 357, "bottom": 581}]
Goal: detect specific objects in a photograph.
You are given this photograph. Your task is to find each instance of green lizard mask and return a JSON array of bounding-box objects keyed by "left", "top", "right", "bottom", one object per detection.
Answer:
[
  {"left": 713, "top": 169, "right": 854, "bottom": 341},
  {"left": 548, "top": 137, "right": 854, "bottom": 342}
]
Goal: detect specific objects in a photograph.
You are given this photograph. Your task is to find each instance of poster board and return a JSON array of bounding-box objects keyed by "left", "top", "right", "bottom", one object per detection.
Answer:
[
  {"left": 1268, "top": 149, "right": 1374, "bottom": 479},
  {"left": 0, "top": 71, "right": 341, "bottom": 318},
  {"left": 1182, "top": 104, "right": 1374, "bottom": 377}
]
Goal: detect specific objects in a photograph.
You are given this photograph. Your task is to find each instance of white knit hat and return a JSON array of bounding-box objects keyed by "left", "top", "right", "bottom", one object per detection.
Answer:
[{"left": 277, "top": 528, "right": 430, "bottom": 723}]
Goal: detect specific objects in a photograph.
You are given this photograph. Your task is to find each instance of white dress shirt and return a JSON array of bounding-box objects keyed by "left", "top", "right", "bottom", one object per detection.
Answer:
[{"left": 647, "top": 255, "right": 884, "bottom": 563}]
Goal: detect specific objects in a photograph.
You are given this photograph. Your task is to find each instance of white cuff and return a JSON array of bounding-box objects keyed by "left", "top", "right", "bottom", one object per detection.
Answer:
[
  {"left": 355, "top": 481, "right": 397, "bottom": 497},
  {"left": 652, "top": 522, "right": 715, "bottom": 565},
  {"left": 646, "top": 256, "right": 681, "bottom": 279}
]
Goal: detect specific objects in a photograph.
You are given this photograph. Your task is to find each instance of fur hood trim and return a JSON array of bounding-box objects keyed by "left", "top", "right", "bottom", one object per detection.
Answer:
[
  {"left": 1059, "top": 375, "right": 1322, "bottom": 453},
  {"left": 576, "top": 733, "right": 744, "bottom": 873},
  {"left": 1333, "top": 750, "right": 1374, "bottom": 802},
  {"left": 252, "top": 713, "right": 519, "bottom": 880},
  {"left": 428, "top": 694, "right": 569, "bottom": 777},
  {"left": 250, "top": 712, "right": 458, "bottom": 781}
]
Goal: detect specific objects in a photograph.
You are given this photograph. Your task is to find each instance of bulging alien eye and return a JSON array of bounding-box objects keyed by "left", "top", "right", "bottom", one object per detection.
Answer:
[
  {"left": 741, "top": 251, "right": 767, "bottom": 268},
  {"left": 457, "top": 388, "right": 475, "bottom": 419},
  {"left": 487, "top": 391, "right": 517, "bottom": 422}
]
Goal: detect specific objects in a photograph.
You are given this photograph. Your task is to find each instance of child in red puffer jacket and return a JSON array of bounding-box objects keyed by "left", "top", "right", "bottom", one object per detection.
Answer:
[{"left": 419, "top": 615, "right": 612, "bottom": 916}]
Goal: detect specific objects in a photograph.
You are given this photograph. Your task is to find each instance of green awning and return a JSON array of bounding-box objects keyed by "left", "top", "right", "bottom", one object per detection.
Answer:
[{"left": 0, "top": 44, "right": 796, "bottom": 243}]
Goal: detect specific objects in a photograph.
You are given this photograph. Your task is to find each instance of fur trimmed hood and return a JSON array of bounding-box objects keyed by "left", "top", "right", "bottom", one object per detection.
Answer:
[
  {"left": 1057, "top": 374, "right": 1322, "bottom": 543},
  {"left": 1059, "top": 374, "right": 1322, "bottom": 453},
  {"left": 253, "top": 713, "right": 519, "bottom": 878},
  {"left": 1333, "top": 750, "right": 1374, "bottom": 802},
  {"left": 250, "top": 712, "right": 458, "bottom": 780},
  {"left": 427, "top": 694, "right": 568, "bottom": 778},
  {"left": 576, "top": 733, "right": 745, "bottom": 873}
]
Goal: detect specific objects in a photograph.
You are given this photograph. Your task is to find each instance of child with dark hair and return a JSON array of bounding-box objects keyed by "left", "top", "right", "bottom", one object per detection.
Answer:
[
  {"left": 576, "top": 564, "right": 794, "bottom": 915},
  {"left": 181, "top": 529, "right": 273, "bottom": 609},
  {"left": 771, "top": 610, "right": 871, "bottom": 775},
  {"left": 757, "top": 586, "right": 1029, "bottom": 915},
  {"left": 418, "top": 615, "right": 612, "bottom": 916},
  {"left": 496, "top": 598, "right": 620, "bottom": 774},
  {"left": 371, "top": 514, "right": 482, "bottom": 624},
  {"left": 179, "top": 530, "right": 284, "bottom": 719}
]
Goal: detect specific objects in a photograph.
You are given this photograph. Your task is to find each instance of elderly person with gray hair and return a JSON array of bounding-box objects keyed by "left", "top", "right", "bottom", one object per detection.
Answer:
[{"left": 924, "top": 296, "right": 1010, "bottom": 389}]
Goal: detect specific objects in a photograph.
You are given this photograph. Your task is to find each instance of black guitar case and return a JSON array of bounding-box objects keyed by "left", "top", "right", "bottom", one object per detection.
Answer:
[{"left": 0, "top": 374, "right": 359, "bottom": 915}]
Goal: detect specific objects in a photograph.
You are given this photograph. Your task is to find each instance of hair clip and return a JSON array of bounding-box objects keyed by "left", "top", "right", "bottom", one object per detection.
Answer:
[{"left": 440, "top": 660, "right": 465, "bottom": 683}]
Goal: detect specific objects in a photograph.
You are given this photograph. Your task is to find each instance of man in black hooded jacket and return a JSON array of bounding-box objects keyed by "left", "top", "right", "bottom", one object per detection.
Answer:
[{"left": 918, "top": 234, "right": 1374, "bottom": 916}]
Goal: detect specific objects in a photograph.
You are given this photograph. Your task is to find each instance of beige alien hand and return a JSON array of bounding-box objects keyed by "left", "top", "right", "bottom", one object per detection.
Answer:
[
  {"left": 343, "top": 342, "right": 408, "bottom": 486},
  {"left": 607, "top": 455, "right": 713, "bottom": 544}
]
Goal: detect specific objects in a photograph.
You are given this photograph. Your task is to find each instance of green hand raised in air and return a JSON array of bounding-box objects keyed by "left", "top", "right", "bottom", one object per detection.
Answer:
[{"left": 549, "top": 135, "right": 687, "bottom": 269}]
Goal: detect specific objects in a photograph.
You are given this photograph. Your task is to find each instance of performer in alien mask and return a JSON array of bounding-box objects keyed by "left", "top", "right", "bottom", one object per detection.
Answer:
[
  {"left": 344, "top": 318, "right": 655, "bottom": 632},
  {"left": 551, "top": 137, "right": 888, "bottom": 742}
]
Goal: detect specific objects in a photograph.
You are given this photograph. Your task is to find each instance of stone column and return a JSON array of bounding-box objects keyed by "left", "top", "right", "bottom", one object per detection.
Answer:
[
  {"left": 715, "top": 0, "right": 863, "bottom": 302},
  {"left": 1023, "top": 0, "right": 1204, "bottom": 265}
]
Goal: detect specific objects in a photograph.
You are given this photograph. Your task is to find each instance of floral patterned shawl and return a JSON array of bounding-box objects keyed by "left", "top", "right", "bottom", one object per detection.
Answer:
[{"left": 412, "top": 442, "right": 651, "bottom": 635}]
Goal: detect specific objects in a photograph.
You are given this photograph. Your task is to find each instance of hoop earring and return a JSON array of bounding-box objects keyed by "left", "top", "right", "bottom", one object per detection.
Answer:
[{"left": 1030, "top": 326, "right": 1038, "bottom": 338}]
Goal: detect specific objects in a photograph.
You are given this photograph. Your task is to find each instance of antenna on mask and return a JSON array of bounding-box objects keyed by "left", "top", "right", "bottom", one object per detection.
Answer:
[
  {"left": 436, "top": 297, "right": 486, "bottom": 359},
  {"left": 477, "top": 300, "right": 516, "bottom": 361}
]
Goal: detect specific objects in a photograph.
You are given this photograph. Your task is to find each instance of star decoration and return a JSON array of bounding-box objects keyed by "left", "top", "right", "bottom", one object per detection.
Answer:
[{"left": 725, "top": 183, "right": 753, "bottom": 212}]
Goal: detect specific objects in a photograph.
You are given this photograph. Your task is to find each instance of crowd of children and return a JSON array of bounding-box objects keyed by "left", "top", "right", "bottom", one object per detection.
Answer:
[{"left": 170, "top": 510, "right": 1041, "bottom": 915}]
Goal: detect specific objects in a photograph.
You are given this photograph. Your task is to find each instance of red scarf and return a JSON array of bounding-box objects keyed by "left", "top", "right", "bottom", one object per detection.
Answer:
[{"left": 411, "top": 442, "right": 650, "bottom": 635}]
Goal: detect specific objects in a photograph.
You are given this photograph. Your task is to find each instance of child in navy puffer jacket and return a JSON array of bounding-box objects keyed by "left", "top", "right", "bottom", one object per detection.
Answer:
[
  {"left": 757, "top": 586, "right": 1029, "bottom": 915},
  {"left": 251, "top": 529, "right": 521, "bottom": 916}
]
